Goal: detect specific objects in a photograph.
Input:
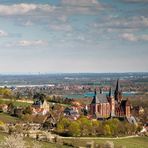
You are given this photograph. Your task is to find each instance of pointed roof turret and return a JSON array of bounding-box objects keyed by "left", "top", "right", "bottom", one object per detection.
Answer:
[
  {"left": 114, "top": 79, "right": 122, "bottom": 102},
  {"left": 109, "top": 87, "right": 113, "bottom": 97},
  {"left": 115, "top": 78, "right": 121, "bottom": 92},
  {"left": 100, "top": 87, "right": 103, "bottom": 94},
  {"left": 94, "top": 88, "right": 97, "bottom": 95},
  {"left": 91, "top": 89, "right": 97, "bottom": 104}
]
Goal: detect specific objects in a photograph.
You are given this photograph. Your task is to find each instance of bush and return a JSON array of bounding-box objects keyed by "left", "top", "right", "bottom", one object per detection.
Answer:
[{"left": 103, "top": 141, "right": 114, "bottom": 148}]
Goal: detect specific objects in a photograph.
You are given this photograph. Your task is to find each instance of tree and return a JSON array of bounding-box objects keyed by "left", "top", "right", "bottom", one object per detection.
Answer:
[
  {"left": 103, "top": 124, "right": 111, "bottom": 136},
  {"left": 106, "top": 119, "right": 120, "bottom": 136},
  {"left": 56, "top": 117, "right": 70, "bottom": 133},
  {"left": 23, "top": 106, "right": 32, "bottom": 115},
  {"left": 0, "top": 88, "right": 13, "bottom": 98},
  {"left": 33, "top": 93, "right": 46, "bottom": 103},
  {"left": 68, "top": 121, "right": 80, "bottom": 136},
  {"left": 7, "top": 102, "right": 15, "bottom": 115},
  {"left": 91, "top": 120, "right": 99, "bottom": 136},
  {"left": 0, "top": 134, "right": 42, "bottom": 148},
  {"left": 78, "top": 116, "right": 92, "bottom": 136},
  {"left": 0, "top": 134, "right": 26, "bottom": 148}
]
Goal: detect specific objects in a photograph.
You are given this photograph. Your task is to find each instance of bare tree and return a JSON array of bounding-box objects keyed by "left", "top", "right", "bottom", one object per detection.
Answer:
[
  {"left": 0, "top": 134, "right": 26, "bottom": 148},
  {"left": 0, "top": 134, "right": 42, "bottom": 148}
]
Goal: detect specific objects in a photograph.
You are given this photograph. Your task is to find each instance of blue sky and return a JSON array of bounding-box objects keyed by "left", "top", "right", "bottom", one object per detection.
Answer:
[{"left": 0, "top": 0, "right": 148, "bottom": 73}]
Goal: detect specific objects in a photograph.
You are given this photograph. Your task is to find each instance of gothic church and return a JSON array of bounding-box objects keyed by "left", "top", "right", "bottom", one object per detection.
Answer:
[{"left": 90, "top": 79, "right": 131, "bottom": 119}]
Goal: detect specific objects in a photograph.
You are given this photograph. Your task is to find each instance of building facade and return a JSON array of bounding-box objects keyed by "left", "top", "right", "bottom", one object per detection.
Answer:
[{"left": 90, "top": 79, "right": 131, "bottom": 119}]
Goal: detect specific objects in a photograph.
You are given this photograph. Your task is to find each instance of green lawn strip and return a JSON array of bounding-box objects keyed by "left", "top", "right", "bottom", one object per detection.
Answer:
[
  {"left": 62, "top": 137, "right": 148, "bottom": 148},
  {"left": 0, "top": 98, "right": 31, "bottom": 107},
  {"left": 24, "top": 137, "right": 58, "bottom": 148},
  {"left": 12, "top": 101, "right": 31, "bottom": 107},
  {"left": 108, "top": 138, "right": 147, "bottom": 148},
  {"left": 0, "top": 113, "right": 20, "bottom": 123}
]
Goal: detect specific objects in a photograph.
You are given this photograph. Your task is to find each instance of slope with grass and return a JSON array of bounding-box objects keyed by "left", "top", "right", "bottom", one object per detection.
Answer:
[
  {"left": 0, "top": 113, "right": 20, "bottom": 123},
  {"left": 0, "top": 98, "right": 31, "bottom": 107},
  {"left": 0, "top": 132, "right": 69, "bottom": 148},
  {"left": 62, "top": 136, "right": 148, "bottom": 148}
]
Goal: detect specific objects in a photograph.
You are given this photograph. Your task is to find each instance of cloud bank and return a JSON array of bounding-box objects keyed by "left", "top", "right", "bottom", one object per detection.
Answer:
[
  {"left": 121, "top": 33, "right": 148, "bottom": 41},
  {"left": 0, "top": 30, "right": 8, "bottom": 37},
  {"left": 0, "top": 3, "right": 55, "bottom": 15}
]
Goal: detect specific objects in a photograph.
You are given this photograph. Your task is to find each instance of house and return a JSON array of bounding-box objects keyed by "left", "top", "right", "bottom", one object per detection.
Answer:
[
  {"left": 32, "top": 108, "right": 48, "bottom": 116},
  {"left": 90, "top": 79, "right": 131, "bottom": 119},
  {"left": 0, "top": 104, "right": 8, "bottom": 113},
  {"left": 32, "top": 98, "right": 49, "bottom": 115},
  {"left": 64, "top": 107, "right": 80, "bottom": 120},
  {"left": 132, "top": 106, "right": 144, "bottom": 115},
  {"left": 43, "top": 114, "right": 56, "bottom": 130}
]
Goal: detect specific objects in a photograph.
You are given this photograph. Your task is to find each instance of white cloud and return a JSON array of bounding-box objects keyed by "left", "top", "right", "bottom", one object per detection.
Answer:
[
  {"left": 0, "top": 30, "right": 8, "bottom": 37},
  {"left": 18, "top": 40, "right": 48, "bottom": 47},
  {"left": 120, "top": 33, "right": 148, "bottom": 41},
  {"left": 48, "top": 23, "right": 72, "bottom": 32},
  {"left": 122, "top": 0, "right": 148, "bottom": 3},
  {"left": 123, "top": 16, "right": 148, "bottom": 28},
  {"left": 62, "top": 0, "right": 99, "bottom": 6},
  {"left": 23, "top": 21, "right": 33, "bottom": 26},
  {"left": 61, "top": 0, "right": 103, "bottom": 14},
  {"left": 0, "top": 3, "right": 55, "bottom": 15},
  {"left": 120, "top": 33, "right": 137, "bottom": 41},
  {"left": 92, "top": 16, "right": 148, "bottom": 36},
  {"left": 140, "top": 35, "right": 148, "bottom": 41}
]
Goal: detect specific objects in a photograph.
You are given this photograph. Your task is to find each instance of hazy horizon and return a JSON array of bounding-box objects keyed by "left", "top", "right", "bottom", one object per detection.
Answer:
[{"left": 0, "top": 72, "right": 148, "bottom": 75}]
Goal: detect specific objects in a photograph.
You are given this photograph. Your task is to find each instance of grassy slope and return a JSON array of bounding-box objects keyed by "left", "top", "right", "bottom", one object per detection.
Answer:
[
  {"left": 0, "top": 132, "right": 68, "bottom": 148},
  {"left": 0, "top": 113, "right": 20, "bottom": 123},
  {"left": 0, "top": 98, "right": 31, "bottom": 107},
  {"left": 63, "top": 137, "right": 148, "bottom": 148}
]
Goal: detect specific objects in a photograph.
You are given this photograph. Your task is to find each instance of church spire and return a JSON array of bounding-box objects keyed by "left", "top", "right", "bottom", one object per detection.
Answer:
[
  {"left": 94, "top": 88, "right": 97, "bottom": 95},
  {"left": 109, "top": 87, "right": 113, "bottom": 97},
  {"left": 115, "top": 78, "right": 121, "bottom": 92},
  {"left": 91, "top": 89, "right": 97, "bottom": 104},
  {"left": 114, "top": 79, "right": 122, "bottom": 102},
  {"left": 100, "top": 87, "right": 103, "bottom": 94}
]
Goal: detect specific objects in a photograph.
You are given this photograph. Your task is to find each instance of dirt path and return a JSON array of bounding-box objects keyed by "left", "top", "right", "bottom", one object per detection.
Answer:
[{"left": 60, "top": 135, "right": 139, "bottom": 140}]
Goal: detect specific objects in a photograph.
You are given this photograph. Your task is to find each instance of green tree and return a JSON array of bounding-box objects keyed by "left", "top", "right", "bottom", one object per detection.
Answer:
[
  {"left": 103, "top": 124, "right": 111, "bottom": 136},
  {"left": 78, "top": 116, "right": 92, "bottom": 136},
  {"left": 91, "top": 120, "right": 99, "bottom": 136},
  {"left": 68, "top": 121, "right": 80, "bottom": 136},
  {"left": 0, "top": 88, "right": 13, "bottom": 98},
  {"left": 106, "top": 119, "right": 120, "bottom": 136},
  {"left": 56, "top": 117, "right": 70, "bottom": 133},
  {"left": 33, "top": 93, "right": 46, "bottom": 102}
]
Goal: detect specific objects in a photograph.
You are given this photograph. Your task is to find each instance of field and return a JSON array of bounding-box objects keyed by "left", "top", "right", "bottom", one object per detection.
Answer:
[
  {"left": 0, "top": 98, "right": 32, "bottom": 107},
  {"left": 62, "top": 137, "right": 148, "bottom": 148},
  {"left": 0, "top": 113, "right": 20, "bottom": 123}
]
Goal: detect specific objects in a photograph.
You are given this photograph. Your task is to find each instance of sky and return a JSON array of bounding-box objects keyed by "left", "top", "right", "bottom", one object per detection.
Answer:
[{"left": 0, "top": 0, "right": 148, "bottom": 74}]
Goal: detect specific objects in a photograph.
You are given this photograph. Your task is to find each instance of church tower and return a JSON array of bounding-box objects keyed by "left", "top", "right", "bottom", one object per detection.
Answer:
[
  {"left": 114, "top": 79, "right": 122, "bottom": 102},
  {"left": 90, "top": 89, "right": 97, "bottom": 116},
  {"left": 109, "top": 87, "right": 115, "bottom": 117}
]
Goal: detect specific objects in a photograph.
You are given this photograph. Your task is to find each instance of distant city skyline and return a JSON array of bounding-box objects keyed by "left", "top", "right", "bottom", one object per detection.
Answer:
[{"left": 0, "top": 0, "right": 148, "bottom": 73}]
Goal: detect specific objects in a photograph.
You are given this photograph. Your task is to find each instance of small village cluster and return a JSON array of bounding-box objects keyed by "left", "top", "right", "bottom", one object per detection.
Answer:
[{"left": 0, "top": 79, "right": 147, "bottom": 135}]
